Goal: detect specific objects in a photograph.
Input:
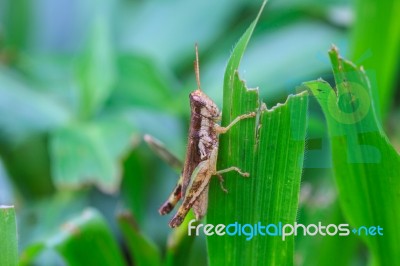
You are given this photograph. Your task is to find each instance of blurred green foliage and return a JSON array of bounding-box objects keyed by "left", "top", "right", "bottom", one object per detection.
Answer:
[{"left": 0, "top": 0, "right": 399, "bottom": 265}]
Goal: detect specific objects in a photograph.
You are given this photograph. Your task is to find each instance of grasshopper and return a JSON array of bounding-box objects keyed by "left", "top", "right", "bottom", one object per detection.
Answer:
[{"left": 145, "top": 45, "right": 255, "bottom": 228}]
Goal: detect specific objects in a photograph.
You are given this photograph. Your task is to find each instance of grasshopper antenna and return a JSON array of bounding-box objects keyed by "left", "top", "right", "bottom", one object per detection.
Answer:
[{"left": 194, "top": 43, "right": 201, "bottom": 91}]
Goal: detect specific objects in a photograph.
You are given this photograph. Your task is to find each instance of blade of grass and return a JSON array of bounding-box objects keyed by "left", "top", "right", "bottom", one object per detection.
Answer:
[
  {"left": 305, "top": 47, "right": 400, "bottom": 265},
  {"left": 0, "top": 206, "right": 18, "bottom": 266},
  {"left": 117, "top": 212, "right": 161, "bottom": 266},
  {"left": 165, "top": 211, "right": 197, "bottom": 266},
  {"left": 207, "top": 1, "right": 308, "bottom": 265}
]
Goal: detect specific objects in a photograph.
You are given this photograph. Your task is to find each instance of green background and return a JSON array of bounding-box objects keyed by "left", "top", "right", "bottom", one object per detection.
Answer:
[{"left": 0, "top": 0, "right": 399, "bottom": 265}]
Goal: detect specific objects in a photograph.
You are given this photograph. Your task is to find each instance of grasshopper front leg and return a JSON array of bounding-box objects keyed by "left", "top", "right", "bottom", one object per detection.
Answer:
[{"left": 215, "top": 112, "right": 256, "bottom": 134}]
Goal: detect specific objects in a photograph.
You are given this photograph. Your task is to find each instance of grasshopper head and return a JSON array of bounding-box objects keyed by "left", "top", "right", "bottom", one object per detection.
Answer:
[{"left": 190, "top": 90, "right": 221, "bottom": 121}]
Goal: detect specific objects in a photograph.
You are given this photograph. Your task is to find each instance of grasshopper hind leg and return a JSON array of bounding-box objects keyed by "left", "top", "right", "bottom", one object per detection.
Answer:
[
  {"left": 193, "top": 185, "right": 209, "bottom": 220},
  {"left": 144, "top": 134, "right": 185, "bottom": 215},
  {"left": 169, "top": 161, "right": 211, "bottom": 228},
  {"left": 159, "top": 174, "right": 183, "bottom": 215}
]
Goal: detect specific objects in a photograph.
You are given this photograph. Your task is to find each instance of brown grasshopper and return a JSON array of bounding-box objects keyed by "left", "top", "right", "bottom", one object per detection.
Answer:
[{"left": 145, "top": 45, "right": 255, "bottom": 228}]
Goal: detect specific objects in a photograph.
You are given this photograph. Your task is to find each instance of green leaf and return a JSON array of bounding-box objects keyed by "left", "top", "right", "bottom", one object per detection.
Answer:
[
  {"left": 22, "top": 208, "right": 127, "bottom": 266},
  {"left": 19, "top": 243, "right": 45, "bottom": 266},
  {"left": 0, "top": 67, "right": 70, "bottom": 145},
  {"left": 2, "top": 0, "right": 31, "bottom": 53},
  {"left": 207, "top": 1, "right": 308, "bottom": 265},
  {"left": 239, "top": 20, "right": 344, "bottom": 103},
  {"left": 117, "top": 212, "right": 161, "bottom": 266},
  {"left": 109, "top": 54, "right": 180, "bottom": 114},
  {"left": 17, "top": 191, "right": 90, "bottom": 250},
  {"left": 350, "top": 0, "right": 400, "bottom": 118},
  {"left": 76, "top": 6, "right": 116, "bottom": 119},
  {"left": 52, "top": 208, "right": 126, "bottom": 266},
  {"left": 0, "top": 206, "right": 18, "bottom": 266},
  {"left": 305, "top": 47, "right": 400, "bottom": 265},
  {"left": 1, "top": 135, "right": 55, "bottom": 199},
  {"left": 50, "top": 117, "right": 138, "bottom": 193},
  {"left": 297, "top": 195, "right": 360, "bottom": 266}
]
